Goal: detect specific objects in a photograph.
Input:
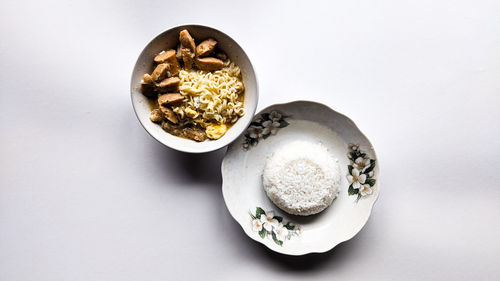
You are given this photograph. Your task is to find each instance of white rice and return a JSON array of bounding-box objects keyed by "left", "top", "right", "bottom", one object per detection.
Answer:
[{"left": 262, "top": 140, "right": 340, "bottom": 216}]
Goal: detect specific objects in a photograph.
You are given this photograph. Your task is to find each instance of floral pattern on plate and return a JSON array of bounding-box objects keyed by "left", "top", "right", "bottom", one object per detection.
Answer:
[
  {"left": 347, "top": 144, "right": 377, "bottom": 201},
  {"left": 243, "top": 111, "right": 289, "bottom": 150},
  {"left": 249, "top": 207, "right": 301, "bottom": 246}
]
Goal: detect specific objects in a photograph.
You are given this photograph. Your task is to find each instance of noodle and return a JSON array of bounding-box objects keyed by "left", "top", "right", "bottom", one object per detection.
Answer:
[{"left": 172, "top": 61, "right": 245, "bottom": 127}]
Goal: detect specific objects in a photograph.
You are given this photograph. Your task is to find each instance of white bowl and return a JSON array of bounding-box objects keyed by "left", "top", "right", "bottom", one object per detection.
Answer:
[
  {"left": 222, "top": 101, "right": 380, "bottom": 255},
  {"left": 130, "top": 25, "right": 258, "bottom": 153}
]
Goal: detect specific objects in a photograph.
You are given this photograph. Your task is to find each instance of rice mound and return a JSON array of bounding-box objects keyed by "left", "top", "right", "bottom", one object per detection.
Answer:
[{"left": 262, "top": 140, "right": 340, "bottom": 216}]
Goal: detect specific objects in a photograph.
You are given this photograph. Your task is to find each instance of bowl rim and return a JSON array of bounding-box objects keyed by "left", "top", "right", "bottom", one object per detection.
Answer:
[
  {"left": 221, "top": 100, "right": 380, "bottom": 255},
  {"left": 130, "top": 24, "right": 259, "bottom": 153}
]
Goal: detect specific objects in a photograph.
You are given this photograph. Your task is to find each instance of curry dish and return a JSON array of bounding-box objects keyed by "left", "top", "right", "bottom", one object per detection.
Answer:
[{"left": 140, "top": 29, "right": 245, "bottom": 142}]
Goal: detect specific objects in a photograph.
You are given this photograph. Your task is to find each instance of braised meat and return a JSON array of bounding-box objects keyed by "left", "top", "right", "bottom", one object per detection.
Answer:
[
  {"left": 195, "top": 57, "right": 224, "bottom": 71},
  {"left": 149, "top": 109, "right": 163, "bottom": 123},
  {"left": 179, "top": 30, "right": 196, "bottom": 70},
  {"left": 159, "top": 105, "right": 179, "bottom": 124},
  {"left": 151, "top": 63, "right": 170, "bottom": 82},
  {"left": 156, "top": 77, "right": 180, "bottom": 93},
  {"left": 196, "top": 38, "right": 217, "bottom": 57},
  {"left": 158, "top": 93, "right": 184, "bottom": 105}
]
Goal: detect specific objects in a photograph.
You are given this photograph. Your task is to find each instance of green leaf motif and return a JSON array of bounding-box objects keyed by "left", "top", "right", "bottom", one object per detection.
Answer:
[
  {"left": 356, "top": 194, "right": 362, "bottom": 202},
  {"left": 366, "top": 178, "right": 376, "bottom": 186},
  {"left": 255, "top": 207, "right": 266, "bottom": 219},
  {"left": 259, "top": 228, "right": 266, "bottom": 238},
  {"left": 279, "top": 120, "right": 289, "bottom": 128},
  {"left": 364, "top": 165, "right": 374, "bottom": 174},
  {"left": 261, "top": 113, "right": 270, "bottom": 120},
  {"left": 348, "top": 184, "right": 358, "bottom": 195},
  {"left": 364, "top": 159, "right": 376, "bottom": 174},
  {"left": 284, "top": 222, "right": 295, "bottom": 230},
  {"left": 348, "top": 165, "right": 353, "bottom": 174},
  {"left": 263, "top": 133, "right": 270, "bottom": 139},
  {"left": 274, "top": 216, "right": 283, "bottom": 223},
  {"left": 271, "top": 232, "right": 283, "bottom": 246}
]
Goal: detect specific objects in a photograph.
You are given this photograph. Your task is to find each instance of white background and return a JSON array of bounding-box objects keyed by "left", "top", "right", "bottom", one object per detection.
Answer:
[{"left": 1, "top": 0, "right": 499, "bottom": 280}]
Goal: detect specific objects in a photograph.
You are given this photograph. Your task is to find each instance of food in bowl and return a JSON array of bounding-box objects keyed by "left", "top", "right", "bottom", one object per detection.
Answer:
[
  {"left": 262, "top": 140, "right": 340, "bottom": 216},
  {"left": 140, "top": 29, "right": 245, "bottom": 142}
]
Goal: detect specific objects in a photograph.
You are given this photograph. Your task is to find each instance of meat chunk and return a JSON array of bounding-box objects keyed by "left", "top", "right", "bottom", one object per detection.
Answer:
[
  {"left": 179, "top": 30, "right": 196, "bottom": 52},
  {"left": 161, "top": 121, "right": 182, "bottom": 136},
  {"left": 154, "top": 50, "right": 181, "bottom": 76},
  {"left": 142, "top": 73, "right": 154, "bottom": 84},
  {"left": 140, "top": 83, "right": 156, "bottom": 98},
  {"left": 215, "top": 51, "right": 228, "bottom": 61},
  {"left": 181, "top": 48, "right": 195, "bottom": 70},
  {"left": 195, "top": 57, "right": 224, "bottom": 71},
  {"left": 167, "top": 59, "right": 181, "bottom": 76},
  {"left": 154, "top": 50, "right": 173, "bottom": 63},
  {"left": 140, "top": 73, "right": 156, "bottom": 97},
  {"left": 179, "top": 30, "right": 196, "bottom": 70},
  {"left": 155, "top": 77, "right": 180, "bottom": 92},
  {"left": 176, "top": 44, "right": 183, "bottom": 61},
  {"left": 196, "top": 38, "right": 217, "bottom": 57},
  {"left": 159, "top": 105, "right": 179, "bottom": 124},
  {"left": 149, "top": 109, "right": 163, "bottom": 123},
  {"left": 158, "top": 93, "right": 184, "bottom": 105},
  {"left": 183, "top": 127, "right": 207, "bottom": 142},
  {"left": 151, "top": 63, "right": 170, "bottom": 82}
]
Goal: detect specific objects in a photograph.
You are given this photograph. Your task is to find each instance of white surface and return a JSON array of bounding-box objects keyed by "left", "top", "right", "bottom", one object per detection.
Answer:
[{"left": 1, "top": 0, "right": 499, "bottom": 280}]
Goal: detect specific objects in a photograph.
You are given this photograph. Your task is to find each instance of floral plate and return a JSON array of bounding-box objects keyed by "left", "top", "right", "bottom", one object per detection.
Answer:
[{"left": 221, "top": 101, "right": 380, "bottom": 255}]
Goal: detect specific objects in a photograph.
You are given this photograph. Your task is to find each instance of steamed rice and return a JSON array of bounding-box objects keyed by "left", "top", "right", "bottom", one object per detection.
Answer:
[{"left": 262, "top": 140, "right": 340, "bottom": 216}]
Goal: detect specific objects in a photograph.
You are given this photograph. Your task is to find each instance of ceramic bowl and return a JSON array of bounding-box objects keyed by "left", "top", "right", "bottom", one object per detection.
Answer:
[
  {"left": 130, "top": 24, "right": 258, "bottom": 153},
  {"left": 221, "top": 101, "right": 380, "bottom": 255}
]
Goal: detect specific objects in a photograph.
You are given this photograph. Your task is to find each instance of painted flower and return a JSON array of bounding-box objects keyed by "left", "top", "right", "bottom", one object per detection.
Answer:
[
  {"left": 359, "top": 184, "right": 373, "bottom": 196},
  {"left": 274, "top": 223, "right": 289, "bottom": 241},
  {"left": 262, "top": 120, "right": 280, "bottom": 135},
  {"left": 354, "top": 157, "right": 371, "bottom": 172},
  {"left": 242, "top": 111, "right": 289, "bottom": 150},
  {"left": 346, "top": 144, "right": 376, "bottom": 201},
  {"left": 269, "top": 111, "right": 282, "bottom": 122},
  {"left": 252, "top": 219, "right": 263, "bottom": 232},
  {"left": 295, "top": 225, "right": 303, "bottom": 235},
  {"left": 347, "top": 168, "right": 366, "bottom": 189},
  {"left": 260, "top": 212, "right": 278, "bottom": 231},
  {"left": 250, "top": 207, "right": 300, "bottom": 245},
  {"left": 253, "top": 116, "right": 263, "bottom": 123},
  {"left": 247, "top": 125, "right": 263, "bottom": 139}
]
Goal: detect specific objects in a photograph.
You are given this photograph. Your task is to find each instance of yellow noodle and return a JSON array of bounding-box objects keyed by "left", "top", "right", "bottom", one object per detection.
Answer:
[{"left": 172, "top": 61, "right": 245, "bottom": 127}]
